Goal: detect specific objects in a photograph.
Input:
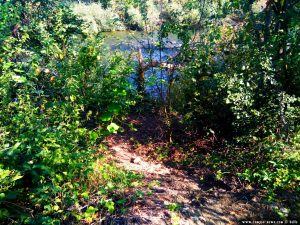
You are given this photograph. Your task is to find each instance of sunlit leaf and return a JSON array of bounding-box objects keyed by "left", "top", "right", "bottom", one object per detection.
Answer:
[
  {"left": 12, "top": 75, "right": 27, "bottom": 83},
  {"left": 107, "top": 123, "right": 119, "bottom": 133},
  {"left": 90, "top": 131, "right": 98, "bottom": 143}
]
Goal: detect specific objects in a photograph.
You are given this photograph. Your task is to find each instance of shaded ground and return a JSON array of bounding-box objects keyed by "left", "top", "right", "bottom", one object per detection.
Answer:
[{"left": 104, "top": 113, "right": 277, "bottom": 225}]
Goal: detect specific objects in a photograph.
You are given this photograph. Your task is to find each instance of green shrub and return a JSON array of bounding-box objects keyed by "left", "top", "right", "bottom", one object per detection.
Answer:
[{"left": 0, "top": 1, "right": 138, "bottom": 223}]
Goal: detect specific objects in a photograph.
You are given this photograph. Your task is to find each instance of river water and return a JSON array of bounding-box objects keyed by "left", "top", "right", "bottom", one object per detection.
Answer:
[{"left": 102, "top": 31, "right": 181, "bottom": 100}]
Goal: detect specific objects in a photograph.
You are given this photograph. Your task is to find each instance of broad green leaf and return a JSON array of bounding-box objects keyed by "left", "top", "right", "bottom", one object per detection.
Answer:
[
  {"left": 0, "top": 193, "right": 5, "bottom": 200},
  {"left": 7, "top": 142, "right": 21, "bottom": 156},
  {"left": 11, "top": 174, "right": 23, "bottom": 182},
  {"left": 13, "top": 68, "right": 24, "bottom": 73},
  {"left": 108, "top": 103, "right": 122, "bottom": 113},
  {"left": 70, "top": 95, "right": 76, "bottom": 102},
  {"left": 90, "top": 131, "right": 98, "bottom": 143},
  {"left": 100, "top": 112, "right": 112, "bottom": 122},
  {"left": 104, "top": 200, "right": 115, "bottom": 213},
  {"left": 82, "top": 192, "right": 89, "bottom": 199},
  {"left": 107, "top": 123, "right": 119, "bottom": 133},
  {"left": 12, "top": 75, "right": 27, "bottom": 83},
  {"left": 0, "top": 208, "right": 9, "bottom": 219},
  {"left": 86, "top": 206, "right": 97, "bottom": 214}
]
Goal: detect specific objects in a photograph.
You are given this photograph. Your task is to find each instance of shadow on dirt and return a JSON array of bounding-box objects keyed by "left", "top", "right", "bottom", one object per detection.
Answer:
[{"left": 105, "top": 113, "right": 280, "bottom": 224}]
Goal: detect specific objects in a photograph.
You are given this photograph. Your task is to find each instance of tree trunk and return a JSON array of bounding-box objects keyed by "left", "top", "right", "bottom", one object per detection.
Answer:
[{"left": 137, "top": 48, "right": 145, "bottom": 96}]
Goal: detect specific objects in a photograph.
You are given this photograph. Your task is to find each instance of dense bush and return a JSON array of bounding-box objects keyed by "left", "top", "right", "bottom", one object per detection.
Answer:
[
  {"left": 0, "top": 1, "right": 138, "bottom": 223},
  {"left": 182, "top": 0, "right": 299, "bottom": 208},
  {"left": 157, "top": 1, "right": 300, "bottom": 215}
]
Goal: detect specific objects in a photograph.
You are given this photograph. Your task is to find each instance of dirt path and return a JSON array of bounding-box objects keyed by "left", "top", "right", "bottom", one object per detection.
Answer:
[{"left": 105, "top": 115, "right": 274, "bottom": 225}]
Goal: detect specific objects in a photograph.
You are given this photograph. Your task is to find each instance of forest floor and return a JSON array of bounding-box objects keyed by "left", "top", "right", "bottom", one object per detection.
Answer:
[{"left": 104, "top": 113, "right": 276, "bottom": 225}]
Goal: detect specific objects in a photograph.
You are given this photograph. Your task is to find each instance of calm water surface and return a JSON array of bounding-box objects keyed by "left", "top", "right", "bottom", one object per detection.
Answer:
[{"left": 103, "top": 31, "right": 181, "bottom": 99}]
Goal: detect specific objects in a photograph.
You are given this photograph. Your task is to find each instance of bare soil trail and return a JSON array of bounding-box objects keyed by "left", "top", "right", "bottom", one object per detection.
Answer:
[{"left": 105, "top": 114, "right": 275, "bottom": 225}]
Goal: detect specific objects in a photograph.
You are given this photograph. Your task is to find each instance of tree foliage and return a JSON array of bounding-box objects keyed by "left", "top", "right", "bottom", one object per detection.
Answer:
[{"left": 0, "top": 0, "right": 299, "bottom": 223}]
